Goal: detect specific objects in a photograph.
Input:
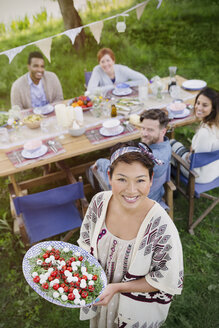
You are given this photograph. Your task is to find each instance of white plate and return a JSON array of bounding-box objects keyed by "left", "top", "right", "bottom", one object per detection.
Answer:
[
  {"left": 99, "top": 125, "right": 124, "bottom": 137},
  {"left": 112, "top": 88, "right": 132, "bottom": 96},
  {"left": 22, "top": 241, "right": 107, "bottom": 308},
  {"left": 171, "top": 108, "right": 190, "bottom": 119},
  {"left": 182, "top": 80, "right": 207, "bottom": 91},
  {"left": 21, "top": 144, "right": 48, "bottom": 159},
  {"left": 33, "top": 105, "right": 54, "bottom": 115}
]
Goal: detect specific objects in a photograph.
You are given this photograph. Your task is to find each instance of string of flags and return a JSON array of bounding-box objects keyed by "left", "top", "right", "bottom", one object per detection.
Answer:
[{"left": 0, "top": 0, "right": 162, "bottom": 64}]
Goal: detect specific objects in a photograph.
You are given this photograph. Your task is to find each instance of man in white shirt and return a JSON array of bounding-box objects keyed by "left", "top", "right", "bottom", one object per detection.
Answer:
[{"left": 11, "top": 51, "right": 63, "bottom": 109}]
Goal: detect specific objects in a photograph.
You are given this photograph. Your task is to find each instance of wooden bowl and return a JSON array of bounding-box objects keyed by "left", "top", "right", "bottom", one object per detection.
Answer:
[{"left": 23, "top": 115, "right": 42, "bottom": 129}]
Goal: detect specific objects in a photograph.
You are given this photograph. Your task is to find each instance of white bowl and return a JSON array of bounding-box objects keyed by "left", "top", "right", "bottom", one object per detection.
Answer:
[
  {"left": 23, "top": 140, "right": 42, "bottom": 153},
  {"left": 68, "top": 126, "right": 86, "bottom": 137},
  {"left": 169, "top": 102, "right": 186, "bottom": 114},
  {"left": 102, "top": 119, "right": 120, "bottom": 134}
]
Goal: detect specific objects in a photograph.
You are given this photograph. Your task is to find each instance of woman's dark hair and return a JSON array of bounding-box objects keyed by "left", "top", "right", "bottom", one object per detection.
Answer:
[
  {"left": 109, "top": 141, "right": 154, "bottom": 179},
  {"left": 194, "top": 87, "right": 219, "bottom": 127}
]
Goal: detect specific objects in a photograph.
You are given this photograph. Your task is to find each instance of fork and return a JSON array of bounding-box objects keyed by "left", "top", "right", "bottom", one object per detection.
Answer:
[{"left": 14, "top": 151, "right": 22, "bottom": 164}]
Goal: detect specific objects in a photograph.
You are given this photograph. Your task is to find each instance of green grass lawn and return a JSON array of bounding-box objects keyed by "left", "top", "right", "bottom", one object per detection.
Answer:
[{"left": 0, "top": 0, "right": 219, "bottom": 327}]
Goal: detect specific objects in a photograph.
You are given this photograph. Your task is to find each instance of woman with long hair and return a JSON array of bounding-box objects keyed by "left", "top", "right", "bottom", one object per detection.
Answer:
[{"left": 171, "top": 87, "right": 219, "bottom": 183}]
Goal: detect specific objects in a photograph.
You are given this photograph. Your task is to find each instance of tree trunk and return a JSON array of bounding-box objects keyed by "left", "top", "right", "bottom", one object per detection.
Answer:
[{"left": 57, "top": 0, "right": 85, "bottom": 50}]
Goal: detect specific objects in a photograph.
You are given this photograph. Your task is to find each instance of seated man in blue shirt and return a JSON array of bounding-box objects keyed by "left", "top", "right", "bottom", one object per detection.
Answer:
[
  {"left": 87, "top": 109, "right": 171, "bottom": 203},
  {"left": 10, "top": 51, "right": 63, "bottom": 109}
]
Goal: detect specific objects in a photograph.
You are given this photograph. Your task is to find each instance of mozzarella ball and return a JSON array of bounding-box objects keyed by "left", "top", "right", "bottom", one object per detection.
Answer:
[
  {"left": 61, "top": 294, "right": 68, "bottom": 301},
  {"left": 53, "top": 291, "right": 59, "bottom": 299}
]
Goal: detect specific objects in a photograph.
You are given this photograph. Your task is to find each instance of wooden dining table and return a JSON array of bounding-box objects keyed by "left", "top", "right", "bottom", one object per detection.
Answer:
[{"left": 0, "top": 75, "right": 198, "bottom": 199}]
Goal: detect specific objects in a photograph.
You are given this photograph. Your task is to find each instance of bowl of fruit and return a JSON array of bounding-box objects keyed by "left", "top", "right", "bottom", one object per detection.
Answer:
[
  {"left": 23, "top": 114, "right": 43, "bottom": 129},
  {"left": 68, "top": 95, "right": 93, "bottom": 111}
]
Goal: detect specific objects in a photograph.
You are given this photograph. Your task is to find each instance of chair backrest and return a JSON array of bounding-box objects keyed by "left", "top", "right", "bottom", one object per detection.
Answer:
[
  {"left": 13, "top": 182, "right": 85, "bottom": 245},
  {"left": 84, "top": 70, "right": 92, "bottom": 87},
  {"left": 190, "top": 150, "right": 219, "bottom": 170},
  {"left": 14, "top": 182, "right": 84, "bottom": 215}
]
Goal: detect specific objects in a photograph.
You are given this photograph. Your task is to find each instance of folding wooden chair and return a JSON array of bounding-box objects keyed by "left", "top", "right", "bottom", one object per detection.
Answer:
[
  {"left": 84, "top": 69, "right": 92, "bottom": 88},
  {"left": 171, "top": 150, "right": 219, "bottom": 234},
  {"left": 9, "top": 177, "right": 89, "bottom": 247}
]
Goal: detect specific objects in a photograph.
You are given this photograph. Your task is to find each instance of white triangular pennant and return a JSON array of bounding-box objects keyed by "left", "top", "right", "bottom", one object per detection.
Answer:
[
  {"left": 35, "top": 38, "right": 52, "bottom": 62},
  {"left": 89, "top": 21, "right": 104, "bottom": 44},
  {"left": 157, "top": 0, "right": 163, "bottom": 9},
  {"left": 136, "top": 3, "right": 147, "bottom": 20},
  {"left": 63, "top": 27, "right": 82, "bottom": 45},
  {"left": 4, "top": 45, "right": 26, "bottom": 64}
]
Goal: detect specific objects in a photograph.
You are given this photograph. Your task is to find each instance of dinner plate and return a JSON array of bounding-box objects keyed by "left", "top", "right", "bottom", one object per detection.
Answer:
[
  {"left": 170, "top": 108, "right": 190, "bottom": 119},
  {"left": 112, "top": 88, "right": 133, "bottom": 96},
  {"left": 21, "top": 145, "right": 48, "bottom": 159},
  {"left": 99, "top": 125, "right": 124, "bottom": 137},
  {"left": 33, "top": 105, "right": 54, "bottom": 115},
  {"left": 22, "top": 241, "right": 107, "bottom": 308},
  {"left": 182, "top": 80, "right": 207, "bottom": 91}
]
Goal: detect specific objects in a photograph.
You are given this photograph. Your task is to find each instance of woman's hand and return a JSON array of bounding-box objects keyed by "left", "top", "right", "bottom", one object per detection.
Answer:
[
  {"left": 94, "top": 277, "right": 158, "bottom": 306},
  {"left": 94, "top": 283, "right": 119, "bottom": 306}
]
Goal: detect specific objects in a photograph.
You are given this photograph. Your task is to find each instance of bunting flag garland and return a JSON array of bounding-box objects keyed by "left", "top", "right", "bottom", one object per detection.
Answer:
[
  {"left": 4, "top": 45, "right": 26, "bottom": 63},
  {"left": 157, "top": 0, "right": 163, "bottom": 9},
  {"left": 89, "top": 21, "right": 104, "bottom": 44},
  {"left": 35, "top": 37, "right": 52, "bottom": 62},
  {"left": 0, "top": 0, "right": 162, "bottom": 63},
  {"left": 62, "top": 27, "right": 82, "bottom": 45},
  {"left": 136, "top": 2, "right": 148, "bottom": 20}
]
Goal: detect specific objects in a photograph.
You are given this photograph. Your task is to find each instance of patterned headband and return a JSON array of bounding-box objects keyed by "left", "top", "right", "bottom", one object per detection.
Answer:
[{"left": 110, "top": 142, "right": 164, "bottom": 165}]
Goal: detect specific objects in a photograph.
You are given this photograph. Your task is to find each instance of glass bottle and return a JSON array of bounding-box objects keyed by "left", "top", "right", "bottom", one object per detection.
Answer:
[
  {"left": 111, "top": 104, "right": 117, "bottom": 117},
  {"left": 168, "top": 66, "right": 177, "bottom": 93}
]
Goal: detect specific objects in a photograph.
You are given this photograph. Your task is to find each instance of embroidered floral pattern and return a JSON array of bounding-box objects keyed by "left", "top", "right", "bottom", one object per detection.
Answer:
[
  {"left": 106, "top": 239, "right": 117, "bottom": 282},
  {"left": 117, "top": 317, "right": 164, "bottom": 328},
  {"left": 138, "top": 216, "right": 173, "bottom": 282},
  {"left": 123, "top": 244, "right": 133, "bottom": 277},
  {"left": 80, "top": 193, "right": 104, "bottom": 247},
  {"left": 97, "top": 228, "right": 107, "bottom": 243}
]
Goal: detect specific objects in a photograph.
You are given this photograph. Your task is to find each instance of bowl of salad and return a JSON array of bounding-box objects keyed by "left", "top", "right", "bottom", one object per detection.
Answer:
[{"left": 23, "top": 114, "right": 43, "bottom": 129}]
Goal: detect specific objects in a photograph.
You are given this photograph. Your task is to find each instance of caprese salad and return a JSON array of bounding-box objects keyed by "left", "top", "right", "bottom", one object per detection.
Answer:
[{"left": 29, "top": 245, "right": 103, "bottom": 306}]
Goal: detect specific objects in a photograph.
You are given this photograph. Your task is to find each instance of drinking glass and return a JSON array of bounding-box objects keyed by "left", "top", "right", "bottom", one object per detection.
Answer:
[
  {"left": 0, "top": 127, "right": 9, "bottom": 143},
  {"left": 138, "top": 83, "right": 148, "bottom": 103},
  {"left": 168, "top": 66, "right": 177, "bottom": 78},
  {"left": 40, "top": 119, "right": 51, "bottom": 134},
  {"left": 170, "top": 85, "right": 181, "bottom": 99}
]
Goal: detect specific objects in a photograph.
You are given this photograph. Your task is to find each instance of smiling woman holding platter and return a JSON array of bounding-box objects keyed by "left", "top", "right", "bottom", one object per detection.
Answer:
[{"left": 78, "top": 141, "right": 184, "bottom": 328}]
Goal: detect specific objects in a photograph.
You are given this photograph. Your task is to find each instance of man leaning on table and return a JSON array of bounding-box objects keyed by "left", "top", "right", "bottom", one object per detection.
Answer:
[
  {"left": 10, "top": 51, "right": 63, "bottom": 110},
  {"left": 87, "top": 108, "right": 171, "bottom": 203}
]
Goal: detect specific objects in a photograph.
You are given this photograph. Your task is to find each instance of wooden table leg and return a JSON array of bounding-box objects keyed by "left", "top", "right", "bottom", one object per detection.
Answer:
[
  {"left": 9, "top": 174, "right": 22, "bottom": 196},
  {"left": 8, "top": 175, "right": 24, "bottom": 235}
]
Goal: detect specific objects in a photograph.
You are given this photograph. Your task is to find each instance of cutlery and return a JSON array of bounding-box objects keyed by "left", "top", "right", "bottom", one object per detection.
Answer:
[
  {"left": 47, "top": 140, "right": 58, "bottom": 153},
  {"left": 14, "top": 151, "right": 22, "bottom": 164},
  {"left": 90, "top": 130, "right": 98, "bottom": 140}
]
